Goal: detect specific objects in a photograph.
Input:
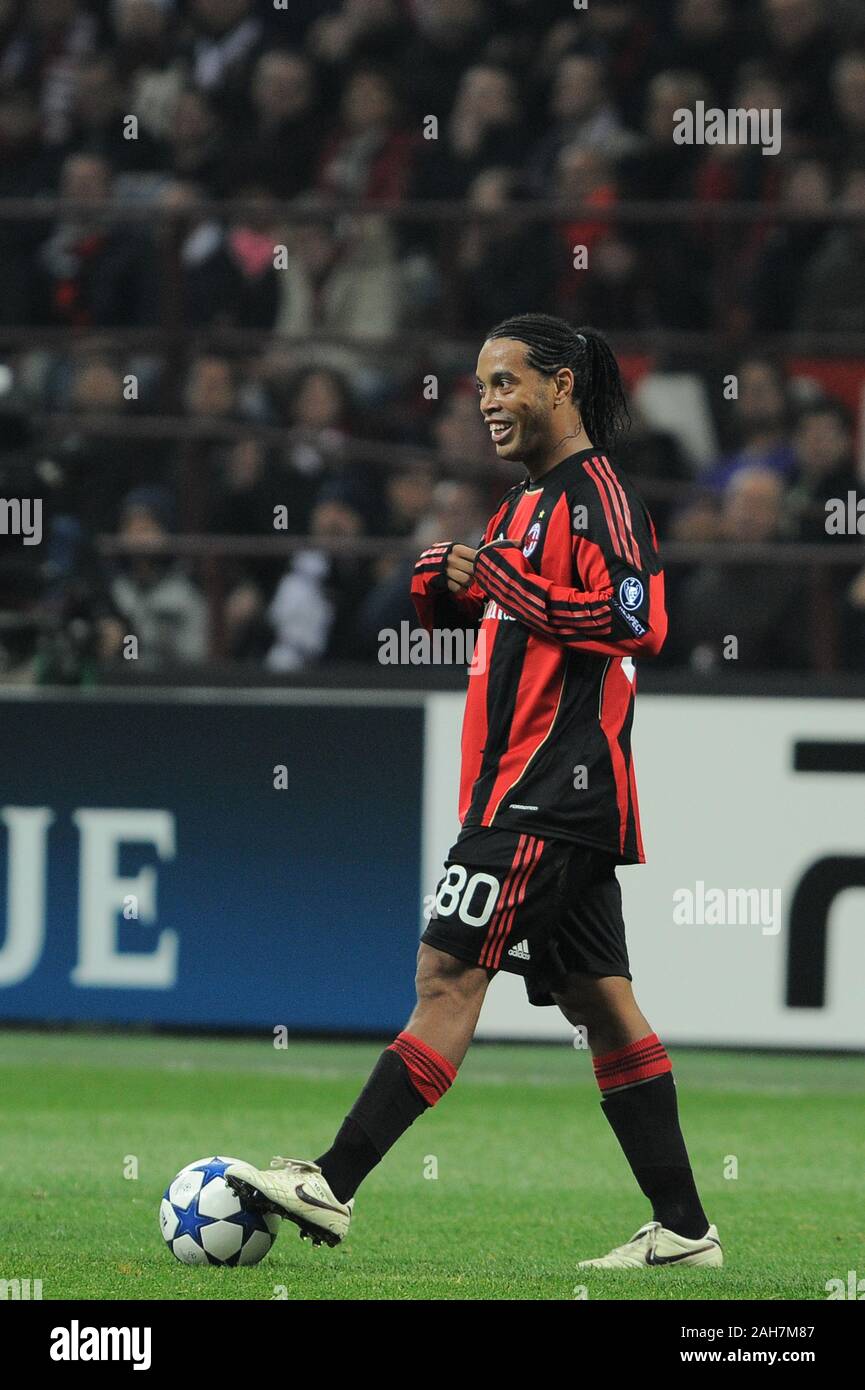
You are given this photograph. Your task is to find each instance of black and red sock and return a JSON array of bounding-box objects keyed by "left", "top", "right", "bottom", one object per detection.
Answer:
[
  {"left": 593, "top": 1032, "right": 709, "bottom": 1241},
  {"left": 316, "top": 1031, "right": 456, "bottom": 1204}
]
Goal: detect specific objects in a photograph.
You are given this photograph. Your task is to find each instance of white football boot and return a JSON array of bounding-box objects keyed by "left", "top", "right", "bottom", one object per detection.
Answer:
[
  {"left": 578, "top": 1220, "right": 723, "bottom": 1269},
  {"left": 223, "top": 1157, "right": 352, "bottom": 1248}
]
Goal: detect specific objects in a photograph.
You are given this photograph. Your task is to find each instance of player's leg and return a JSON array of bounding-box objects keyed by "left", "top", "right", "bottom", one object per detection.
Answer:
[
  {"left": 404, "top": 941, "right": 492, "bottom": 1067},
  {"left": 225, "top": 944, "right": 490, "bottom": 1245},
  {"left": 553, "top": 971, "right": 720, "bottom": 1267},
  {"left": 313, "top": 944, "right": 490, "bottom": 1201},
  {"left": 226, "top": 827, "right": 527, "bottom": 1246},
  {"left": 553, "top": 972, "right": 651, "bottom": 1054}
]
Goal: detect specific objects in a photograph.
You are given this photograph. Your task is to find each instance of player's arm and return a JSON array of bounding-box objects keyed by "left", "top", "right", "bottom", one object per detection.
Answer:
[
  {"left": 472, "top": 484, "right": 667, "bottom": 658},
  {"left": 410, "top": 491, "right": 515, "bottom": 633},
  {"left": 410, "top": 540, "right": 487, "bottom": 632}
]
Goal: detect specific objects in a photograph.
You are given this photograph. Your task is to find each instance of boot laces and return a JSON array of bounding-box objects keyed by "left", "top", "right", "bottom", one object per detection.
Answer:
[{"left": 619, "top": 1221, "right": 661, "bottom": 1259}]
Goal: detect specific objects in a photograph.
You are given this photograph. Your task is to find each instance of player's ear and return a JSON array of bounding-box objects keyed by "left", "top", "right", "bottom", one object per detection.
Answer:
[{"left": 553, "top": 367, "right": 574, "bottom": 406}]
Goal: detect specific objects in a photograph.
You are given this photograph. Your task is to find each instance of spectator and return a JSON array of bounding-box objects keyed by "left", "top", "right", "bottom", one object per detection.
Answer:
[
  {"left": 758, "top": 0, "right": 840, "bottom": 145},
  {"left": 416, "top": 478, "right": 490, "bottom": 549},
  {"left": 786, "top": 401, "right": 861, "bottom": 542},
  {"left": 179, "top": 180, "right": 282, "bottom": 329},
  {"left": 661, "top": 489, "right": 724, "bottom": 638},
  {"left": 616, "top": 69, "right": 712, "bottom": 327},
  {"left": 705, "top": 357, "right": 795, "bottom": 490},
  {"left": 273, "top": 199, "right": 402, "bottom": 345},
  {"left": 112, "top": 0, "right": 182, "bottom": 142},
  {"left": 649, "top": 0, "right": 748, "bottom": 107},
  {"left": 0, "top": 85, "right": 59, "bottom": 197},
  {"left": 158, "top": 176, "right": 221, "bottom": 320},
  {"left": 0, "top": 414, "right": 126, "bottom": 682},
  {"left": 34, "top": 153, "right": 157, "bottom": 326},
  {"left": 0, "top": 88, "right": 58, "bottom": 324},
  {"left": 396, "top": 0, "right": 488, "bottom": 120},
  {"left": 184, "top": 353, "right": 239, "bottom": 420},
  {"left": 674, "top": 467, "right": 807, "bottom": 670},
  {"left": 0, "top": 0, "right": 100, "bottom": 147},
  {"left": 830, "top": 51, "right": 865, "bottom": 166},
  {"left": 265, "top": 496, "right": 370, "bottom": 670},
  {"left": 796, "top": 166, "right": 865, "bottom": 332},
  {"left": 49, "top": 354, "right": 163, "bottom": 534},
  {"left": 110, "top": 486, "right": 209, "bottom": 667},
  {"left": 62, "top": 52, "right": 168, "bottom": 172},
  {"left": 228, "top": 49, "right": 327, "bottom": 198},
  {"left": 165, "top": 86, "right": 225, "bottom": 191},
  {"left": 209, "top": 435, "right": 283, "bottom": 543},
  {"left": 0, "top": 400, "right": 47, "bottom": 683},
  {"left": 454, "top": 168, "right": 556, "bottom": 330},
  {"left": 210, "top": 437, "right": 285, "bottom": 660},
  {"left": 616, "top": 400, "right": 693, "bottom": 534},
  {"left": 618, "top": 69, "right": 709, "bottom": 202},
  {"left": 266, "top": 364, "right": 356, "bottom": 524},
  {"left": 382, "top": 464, "right": 435, "bottom": 538},
  {"left": 316, "top": 67, "right": 415, "bottom": 201},
  {"left": 284, "top": 365, "right": 353, "bottom": 436},
  {"left": 554, "top": 145, "right": 653, "bottom": 334},
  {"left": 693, "top": 64, "right": 785, "bottom": 209},
  {"left": 179, "top": 353, "right": 248, "bottom": 530},
  {"left": 305, "top": 0, "right": 412, "bottom": 78},
  {"left": 412, "top": 65, "right": 530, "bottom": 201},
  {"left": 525, "top": 52, "right": 637, "bottom": 195},
  {"left": 184, "top": 0, "right": 263, "bottom": 118},
  {"left": 748, "top": 158, "right": 833, "bottom": 331},
  {"left": 573, "top": 0, "right": 658, "bottom": 129},
  {"left": 430, "top": 379, "right": 495, "bottom": 486}
]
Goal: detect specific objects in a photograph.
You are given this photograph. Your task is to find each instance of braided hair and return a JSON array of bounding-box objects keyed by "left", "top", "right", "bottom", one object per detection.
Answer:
[{"left": 485, "top": 313, "right": 630, "bottom": 451}]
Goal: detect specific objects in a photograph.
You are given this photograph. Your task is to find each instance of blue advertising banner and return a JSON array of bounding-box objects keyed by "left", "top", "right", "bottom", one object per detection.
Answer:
[{"left": 0, "top": 692, "right": 423, "bottom": 1034}]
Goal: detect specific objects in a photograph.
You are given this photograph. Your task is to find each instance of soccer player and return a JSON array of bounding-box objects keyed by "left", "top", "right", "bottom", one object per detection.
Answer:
[{"left": 226, "top": 315, "right": 722, "bottom": 1271}]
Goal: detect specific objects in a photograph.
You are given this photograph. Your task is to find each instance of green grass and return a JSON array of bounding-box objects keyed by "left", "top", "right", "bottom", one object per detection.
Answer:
[{"left": 0, "top": 1029, "right": 862, "bottom": 1300}]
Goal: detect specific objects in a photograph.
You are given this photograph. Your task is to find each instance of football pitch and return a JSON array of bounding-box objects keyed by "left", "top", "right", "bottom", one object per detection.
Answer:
[{"left": 1, "top": 1029, "right": 862, "bottom": 1302}]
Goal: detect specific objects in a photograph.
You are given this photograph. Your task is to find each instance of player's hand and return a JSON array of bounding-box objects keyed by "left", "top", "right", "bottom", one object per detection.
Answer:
[{"left": 447, "top": 544, "right": 477, "bottom": 592}]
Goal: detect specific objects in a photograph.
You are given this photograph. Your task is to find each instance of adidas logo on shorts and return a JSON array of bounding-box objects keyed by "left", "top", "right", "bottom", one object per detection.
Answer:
[{"left": 507, "top": 939, "right": 531, "bottom": 961}]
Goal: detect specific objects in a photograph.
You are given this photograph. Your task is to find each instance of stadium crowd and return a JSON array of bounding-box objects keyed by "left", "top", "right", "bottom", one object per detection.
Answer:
[{"left": 0, "top": 0, "right": 864, "bottom": 679}]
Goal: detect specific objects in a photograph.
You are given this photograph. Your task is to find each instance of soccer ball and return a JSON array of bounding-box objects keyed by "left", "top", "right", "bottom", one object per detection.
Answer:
[{"left": 159, "top": 1156, "right": 279, "bottom": 1266}]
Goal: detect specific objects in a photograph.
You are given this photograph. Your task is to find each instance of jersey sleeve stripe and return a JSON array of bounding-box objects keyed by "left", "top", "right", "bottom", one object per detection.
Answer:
[
  {"left": 597, "top": 457, "right": 635, "bottom": 567},
  {"left": 597, "top": 455, "right": 642, "bottom": 569},
  {"left": 547, "top": 596, "right": 612, "bottom": 616},
  {"left": 584, "top": 456, "right": 626, "bottom": 561},
  {"left": 479, "top": 561, "right": 612, "bottom": 637},
  {"left": 477, "top": 562, "right": 553, "bottom": 626},
  {"left": 584, "top": 455, "right": 636, "bottom": 568},
  {"left": 480, "top": 549, "right": 610, "bottom": 617},
  {"left": 476, "top": 550, "right": 548, "bottom": 614},
  {"left": 477, "top": 551, "right": 611, "bottom": 632},
  {"left": 475, "top": 550, "right": 617, "bottom": 636},
  {"left": 592, "top": 454, "right": 636, "bottom": 567}
]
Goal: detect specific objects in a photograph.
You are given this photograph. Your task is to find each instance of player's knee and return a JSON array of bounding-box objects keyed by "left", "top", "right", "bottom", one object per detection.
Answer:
[
  {"left": 552, "top": 975, "right": 614, "bottom": 1029},
  {"left": 553, "top": 993, "right": 599, "bottom": 1033},
  {"left": 555, "top": 1000, "right": 591, "bottom": 1031},
  {"left": 414, "top": 943, "right": 486, "bottom": 1007},
  {"left": 555, "top": 975, "right": 641, "bottom": 1040}
]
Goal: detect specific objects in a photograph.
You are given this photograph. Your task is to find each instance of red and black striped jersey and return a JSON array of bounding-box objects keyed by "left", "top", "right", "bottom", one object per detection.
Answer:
[{"left": 411, "top": 447, "right": 667, "bottom": 864}]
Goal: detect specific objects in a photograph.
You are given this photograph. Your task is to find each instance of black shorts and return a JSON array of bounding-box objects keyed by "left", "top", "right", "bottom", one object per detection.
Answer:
[{"left": 421, "top": 827, "right": 631, "bottom": 1007}]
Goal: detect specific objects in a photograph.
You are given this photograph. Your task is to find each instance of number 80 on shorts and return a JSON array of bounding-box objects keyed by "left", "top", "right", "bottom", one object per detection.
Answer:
[{"left": 430, "top": 865, "right": 500, "bottom": 928}]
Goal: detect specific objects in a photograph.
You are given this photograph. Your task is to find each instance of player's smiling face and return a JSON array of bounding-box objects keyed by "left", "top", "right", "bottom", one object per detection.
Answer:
[{"left": 476, "top": 338, "right": 554, "bottom": 464}]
